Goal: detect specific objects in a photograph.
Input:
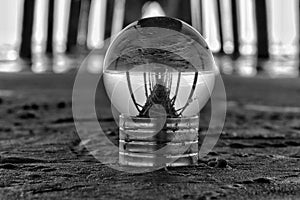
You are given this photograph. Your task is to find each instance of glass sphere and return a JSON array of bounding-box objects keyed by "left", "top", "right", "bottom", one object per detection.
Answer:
[{"left": 103, "top": 17, "right": 217, "bottom": 117}]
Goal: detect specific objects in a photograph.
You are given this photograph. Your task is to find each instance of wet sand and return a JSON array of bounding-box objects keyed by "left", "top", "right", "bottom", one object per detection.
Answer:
[{"left": 0, "top": 72, "right": 299, "bottom": 199}]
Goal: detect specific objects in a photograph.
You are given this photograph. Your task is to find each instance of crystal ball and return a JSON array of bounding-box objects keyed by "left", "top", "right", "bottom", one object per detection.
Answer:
[{"left": 103, "top": 17, "right": 217, "bottom": 117}]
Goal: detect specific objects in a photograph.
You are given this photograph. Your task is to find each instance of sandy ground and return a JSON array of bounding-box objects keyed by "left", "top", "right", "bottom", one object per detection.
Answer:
[{"left": 0, "top": 72, "right": 299, "bottom": 199}]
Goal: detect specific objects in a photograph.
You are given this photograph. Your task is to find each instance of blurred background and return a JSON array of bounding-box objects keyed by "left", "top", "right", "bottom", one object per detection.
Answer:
[{"left": 0, "top": 0, "right": 299, "bottom": 77}]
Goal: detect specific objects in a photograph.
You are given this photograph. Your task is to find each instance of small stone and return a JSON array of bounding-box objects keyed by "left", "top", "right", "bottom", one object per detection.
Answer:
[
  {"left": 14, "top": 122, "right": 22, "bottom": 126},
  {"left": 22, "top": 104, "right": 31, "bottom": 110},
  {"left": 182, "top": 194, "right": 192, "bottom": 199},
  {"left": 215, "top": 159, "right": 228, "bottom": 168},
  {"left": 270, "top": 113, "right": 280, "bottom": 120},
  {"left": 240, "top": 177, "right": 273, "bottom": 184},
  {"left": 57, "top": 101, "right": 66, "bottom": 109},
  {"left": 31, "top": 103, "right": 39, "bottom": 110},
  {"left": 253, "top": 177, "right": 273, "bottom": 184}
]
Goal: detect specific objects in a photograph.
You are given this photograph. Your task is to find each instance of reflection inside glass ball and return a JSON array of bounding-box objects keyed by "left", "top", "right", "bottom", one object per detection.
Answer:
[{"left": 103, "top": 17, "right": 217, "bottom": 118}]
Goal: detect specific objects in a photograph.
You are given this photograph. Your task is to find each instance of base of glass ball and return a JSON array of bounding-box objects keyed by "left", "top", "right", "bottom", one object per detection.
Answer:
[{"left": 119, "top": 114, "right": 199, "bottom": 167}]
